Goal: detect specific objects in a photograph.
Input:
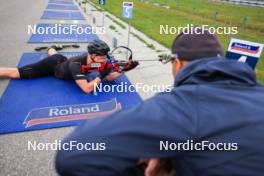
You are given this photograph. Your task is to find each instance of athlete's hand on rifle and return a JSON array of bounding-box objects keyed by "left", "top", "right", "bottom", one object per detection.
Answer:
[{"left": 98, "top": 63, "right": 113, "bottom": 80}]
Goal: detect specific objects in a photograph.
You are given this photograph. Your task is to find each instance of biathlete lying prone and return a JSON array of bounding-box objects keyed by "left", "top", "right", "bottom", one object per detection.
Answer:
[{"left": 0, "top": 40, "right": 138, "bottom": 94}]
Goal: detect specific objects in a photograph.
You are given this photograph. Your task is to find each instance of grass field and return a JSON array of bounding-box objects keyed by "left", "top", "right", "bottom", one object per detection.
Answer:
[{"left": 89, "top": 0, "right": 264, "bottom": 82}]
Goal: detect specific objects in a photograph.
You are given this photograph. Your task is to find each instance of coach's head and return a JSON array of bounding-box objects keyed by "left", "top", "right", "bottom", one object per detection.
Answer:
[{"left": 169, "top": 26, "right": 224, "bottom": 78}]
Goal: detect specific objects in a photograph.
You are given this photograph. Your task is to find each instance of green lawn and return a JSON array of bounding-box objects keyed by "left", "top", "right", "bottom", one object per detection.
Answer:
[
  {"left": 89, "top": 0, "right": 264, "bottom": 82},
  {"left": 148, "top": 0, "right": 264, "bottom": 32}
]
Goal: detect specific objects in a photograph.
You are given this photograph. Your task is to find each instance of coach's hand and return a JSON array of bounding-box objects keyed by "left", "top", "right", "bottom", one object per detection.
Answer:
[{"left": 138, "top": 158, "right": 175, "bottom": 176}]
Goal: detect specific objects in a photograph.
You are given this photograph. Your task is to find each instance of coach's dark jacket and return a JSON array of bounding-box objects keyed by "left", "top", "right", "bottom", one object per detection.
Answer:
[{"left": 55, "top": 57, "right": 264, "bottom": 176}]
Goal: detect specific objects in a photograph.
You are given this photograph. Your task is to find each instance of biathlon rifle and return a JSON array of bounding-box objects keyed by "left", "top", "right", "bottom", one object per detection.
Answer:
[{"left": 81, "top": 46, "right": 171, "bottom": 74}]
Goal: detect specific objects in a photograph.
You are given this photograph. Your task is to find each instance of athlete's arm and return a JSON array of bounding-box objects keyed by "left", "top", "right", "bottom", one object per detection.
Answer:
[
  {"left": 69, "top": 62, "right": 102, "bottom": 94},
  {"left": 70, "top": 61, "right": 111, "bottom": 94},
  {"left": 75, "top": 77, "right": 102, "bottom": 94},
  {"left": 105, "top": 72, "right": 123, "bottom": 81}
]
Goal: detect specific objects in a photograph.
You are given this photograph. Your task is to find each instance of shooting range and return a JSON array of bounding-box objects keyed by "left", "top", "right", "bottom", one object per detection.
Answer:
[{"left": 0, "top": 0, "right": 263, "bottom": 175}]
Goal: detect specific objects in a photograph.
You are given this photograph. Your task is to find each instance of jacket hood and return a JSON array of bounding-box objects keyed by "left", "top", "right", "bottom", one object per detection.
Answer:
[{"left": 174, "top": 57, "right": 257, "bottom": 87}]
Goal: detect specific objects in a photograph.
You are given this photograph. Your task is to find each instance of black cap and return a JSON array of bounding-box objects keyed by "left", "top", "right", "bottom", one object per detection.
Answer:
[
  {"left": 87, "top": 39, "right": 110, "bottom": 56},
  {"left": 171, "top": 26, "right": 224, "bottom": 61}
]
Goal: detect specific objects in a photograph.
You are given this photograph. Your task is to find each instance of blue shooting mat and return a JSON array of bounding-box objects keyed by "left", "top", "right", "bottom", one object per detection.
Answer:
[
  {"left": 41, "top": 11, "right": 85, "bottom": 20},
  {"left": 28, "top": 23, "right": 99, "bottom": 43},
  {"left": 0, "top": 52, "right": 142, "bottom": 134},
  {"left": 46, "top": 4, "right": 79, "bottom": 10},
  {"left": 49, "top": 0, "right": 74, "bottom": 5}
]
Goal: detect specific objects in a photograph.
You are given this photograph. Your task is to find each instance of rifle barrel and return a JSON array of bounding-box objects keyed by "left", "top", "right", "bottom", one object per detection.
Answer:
[{"left": 135, "top": 59, "right": 160, "bottom": 61}]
